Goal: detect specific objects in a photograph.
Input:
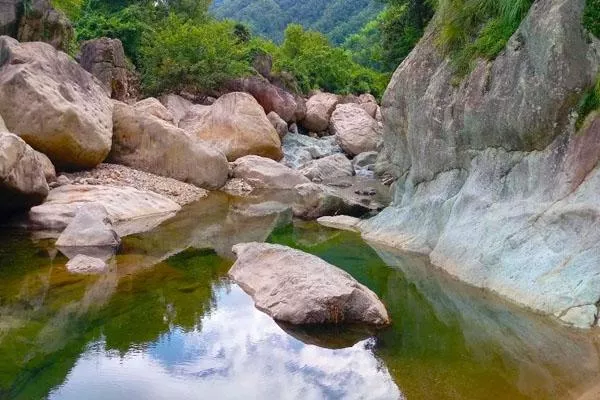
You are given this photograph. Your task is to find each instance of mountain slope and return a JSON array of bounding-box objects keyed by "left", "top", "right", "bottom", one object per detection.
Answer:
[{"left": 210, "top": 0, "right": 383, "bottom": 44}]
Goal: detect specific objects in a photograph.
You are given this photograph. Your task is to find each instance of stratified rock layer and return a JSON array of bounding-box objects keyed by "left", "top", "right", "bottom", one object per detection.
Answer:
[{"left": 363, "top": 0, "right": 600, "bottom": 328}]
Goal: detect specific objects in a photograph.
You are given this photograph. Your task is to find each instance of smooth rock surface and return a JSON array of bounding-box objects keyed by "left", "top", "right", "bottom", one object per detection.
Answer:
[
  {"left": 230, "top": 242, "right": 390, "bottom": 326},
  {"left": 66, "top": 254, "right": 108, "bottom": 274},
  {"left": 0, "top": 131, "right": 48, "bottom": 213},
  {"left": 302, "top": 92, "right": 339, "bottom": 132},
  {"left": 231, "top": 155, "right": 310, "bottom": 190},
  {"left": 55, "top": 203, "right": 120, "bottom": 248},
  {"left": 160, "top": 94, "right": 193, "bottom": 126},
  {"left": 317, "top": 215, "right": 362, "bottom": 232},
  {"left": 362, "top": 0, "right": 600, "bottom": 327},
  {"left": 110, "top": 101, "right": 229, "bottom": 190},
  {"left": 133, "top": 97, "right": 174, "bottom": 123},
  {"left": 181, "top": 92, "right": 283, "bottom": 161},
  {"left": 0, "top": 37, "right": 113, "bottom": 170},
  {"left": 300, "top": 154, "right": 354, "bottom": 182},
  {"left": 29, "top": 184, "right": 180, "bottom": 236},
  {"left": 330, "top": 103, "right": 381, "bottom": 156}
]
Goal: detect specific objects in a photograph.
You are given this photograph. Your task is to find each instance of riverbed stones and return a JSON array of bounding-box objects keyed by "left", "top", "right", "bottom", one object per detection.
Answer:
[
  {"left": 79, "top": 37, "right": 128, "bottom": 101},
  {"left": 29, "top": 184, "right": 180, "bottom": 236},
  {"left": 180, "top": 92, "right": 283, "bottom": 161},
  {"left": 0, "top": 131, "right": 49, "bottom": 213},
  {"left": 0, "top": 37, "right": 113, "bottom": 170},
  {"left": 110, "top": 101, "right": 229, "bottom": 190},
  {"left": 302, "top": 92, "right": 340, "bottom": 133},
  {"left": 230, "top": 242, "right": 390, "bottom": 326},
  {"left": 330, "top": 104, "right": 381, "bottom": 156},
  {"left": 300, "top": 154, "right": 354, "bottom": 182},
  {"left": 231, "top": 155, "right": 310, "bottom": 190}
]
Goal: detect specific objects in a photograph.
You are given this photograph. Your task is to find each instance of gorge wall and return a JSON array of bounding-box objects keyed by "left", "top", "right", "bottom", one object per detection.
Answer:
[{"left": 363, "top": 0, "right": 600, "bottom": 328}]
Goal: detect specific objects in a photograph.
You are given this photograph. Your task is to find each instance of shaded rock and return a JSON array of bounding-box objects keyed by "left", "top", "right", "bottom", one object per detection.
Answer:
[
  {"left": 0, "top": 37, "right": 113, "bottom": 170},
  {"left": 360, "top": 102, "right": 378, "bottom": 119},
  {"left": 159, "top": 93, "right": 193, "bottom": 126},
  {"left": 180, "top": 92, "right": 282, "bottom": 161},
  {"left": 34, "top": 151, "right": 56, "bottom": 183},
  {"left": 55, "top": 203, "right": 120, "bottom": 248},
  {"left": 353, "top": 151, "right": 378, "bottom": 169},
  {"left": 330, "top": 103, "right": 381, "bottom": 156},
  {"left": 302, "top": 92, "right": 339, "bottom": 132},
  {"left": 300, "top": 154, "right": 354, "bottom": 182},
  {"left": 79, "top": 37, "right": 128, "bottom": 101},
  {"left": 252, "top": 52, "right": 272, "bottom": 78},
  {"left": 17, "top": 0, "right": 72, "bottom": 52},
  {"left": 317, "top": 215, "right": 362, "bottom": 232},
  {"left": 362, "top": 0, "right": 600, "bottom": 327},
  {"left": 281, "top": 132, "right": 342, "bottom": 169},
  {"left": 230, "top": 242, "right": 390, "bottom": 326},
  {"left": 0, "top": 131, "right": 48, "bottom": 213},
  {"left": 0, "top": 0, "right": 21, "bottom": 37},
  {"left": 133, "top": 97, "right": 174, "bottom": 123},
  {"left": 231, "top": 155, "right": 309, "bottom": 190},
  {"left": 359, "top": 94, "right": 377, "bottom": 104},
  {"left": 110, "top": 101, "right": 229, "bottom": 190},
  {"left": 267, "top": 111, "right": 288, "bottom": 139},
  {"left": 29, "top": 184, "right": 180, "bottom": 236},
  {"left": 228, "top": 76, "right": 306, "bottom": 123},
  {"left": 66, "top": 254, "right": 107, "bottom": 274}
]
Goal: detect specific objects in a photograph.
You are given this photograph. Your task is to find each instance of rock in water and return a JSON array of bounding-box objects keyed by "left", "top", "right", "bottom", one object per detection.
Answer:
[
  {"left": 0, "top": 131, "right": 48, "bottom": 213},
  {"left": 231, "top": 155, "right": 310, "bottom": 190},
  {"left": 230, "top": 242, "right": 390, "bottom": 326},
  {"left": 330, "top": 103, "right": 381, "bottom": 156},
  {"left": 110, "top": 101, "right": 229, "bottom": 190},
  {"left": 180, "top": 92, "right": 283, "bottom": 161},
  {"left": 79, "top": 37, "right": 128, "bottom": 101},
  {"left": 362, "top": 0, "right": 600, "bottom": 328},
  {"left": 300, "top": 153, "right": 354, "bottom": 182},
  {"left": 0, "top": 37, "right": 113, "bottom": 170},
  {"left": 302, "top": 92, "right": 339, "bottom": 133},
  {"left": 66, "top": 254, "right": 107, "bottom": 274},
  {"left": 55, "top": 203, "right": 120, "bottom": 248}
]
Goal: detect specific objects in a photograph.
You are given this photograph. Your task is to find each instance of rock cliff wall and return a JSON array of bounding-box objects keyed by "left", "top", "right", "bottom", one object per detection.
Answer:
[{"left": 363, "top": 0, "right": 600, "bottom": 328}]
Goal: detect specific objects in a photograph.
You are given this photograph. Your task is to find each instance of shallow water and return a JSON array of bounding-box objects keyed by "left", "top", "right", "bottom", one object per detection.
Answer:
[{"left": 0, "top": 193, "right": 599, "bottom": 400}]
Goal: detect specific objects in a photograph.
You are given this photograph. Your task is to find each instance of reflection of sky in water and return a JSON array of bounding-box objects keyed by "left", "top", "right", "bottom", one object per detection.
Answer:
[{"left": 49, "top": 284, "right": 402, "bottom": 400}]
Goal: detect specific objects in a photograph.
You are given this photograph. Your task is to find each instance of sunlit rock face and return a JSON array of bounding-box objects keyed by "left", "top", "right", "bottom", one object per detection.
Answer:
[{"left": 363, "top": 0, "right": 600, "bottom": 327}]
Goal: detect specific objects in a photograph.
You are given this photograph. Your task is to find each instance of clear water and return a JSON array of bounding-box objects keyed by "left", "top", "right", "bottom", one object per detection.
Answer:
[{"left": 0, "top": 193, "right": 599, "bottom": 400}]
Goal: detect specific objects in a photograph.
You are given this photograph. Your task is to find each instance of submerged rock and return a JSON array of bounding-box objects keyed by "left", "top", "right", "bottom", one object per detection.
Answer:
[
  {"left": 317, "top": 215, "right": 362, "bottom": 233},
  {"left": 66, "top": 254, "right": 108, "bottom": 274},
  {"left": 230, "top": 242, "right": 390, "bottom": 326},
  {"left": 55, "top": 203, "right": 120, "bottom": 248},
  {"left": 0, "top": 37, "right": 113, "bottom": 170}
]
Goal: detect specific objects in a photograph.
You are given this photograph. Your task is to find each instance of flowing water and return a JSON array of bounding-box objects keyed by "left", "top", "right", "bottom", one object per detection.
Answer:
[{"left": 0, "top": 192, "right": 599, "bottom": 400}]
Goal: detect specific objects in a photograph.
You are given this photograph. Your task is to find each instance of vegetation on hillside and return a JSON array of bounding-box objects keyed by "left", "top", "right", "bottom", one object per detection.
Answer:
[{"left": 584, "top": 0, "right": 600, "bottom": 38}]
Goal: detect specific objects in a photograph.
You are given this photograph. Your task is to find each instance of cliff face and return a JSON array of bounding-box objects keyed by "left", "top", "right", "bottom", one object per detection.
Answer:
[{"left": 363, "top": 0, "right": 600, "bottom": 328}]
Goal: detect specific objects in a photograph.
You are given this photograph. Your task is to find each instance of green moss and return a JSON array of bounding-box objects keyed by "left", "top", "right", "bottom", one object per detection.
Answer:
[
  {"left": 577, "top": 74, "right": 600, "bottom": 129},
  {"left": 435, "top": 0, "right": 533, "bottom": 77}
]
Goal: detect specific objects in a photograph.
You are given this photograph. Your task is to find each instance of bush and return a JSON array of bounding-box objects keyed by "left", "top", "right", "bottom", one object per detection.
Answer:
[
  {"left": 140, "top": 16, "right": 250, "bottom": 95},
  {"left": 584, "top": 0, "right": 600, "bottom": 37}
]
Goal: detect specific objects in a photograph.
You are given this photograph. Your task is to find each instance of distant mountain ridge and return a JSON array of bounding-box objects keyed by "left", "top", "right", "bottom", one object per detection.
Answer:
[{"left": 210, "top": 0, "right": 383, "bottom": 44}]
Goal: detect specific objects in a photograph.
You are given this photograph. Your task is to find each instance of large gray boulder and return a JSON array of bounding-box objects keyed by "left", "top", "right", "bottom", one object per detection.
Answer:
[
  {"left": 160, "top": 94, "right": 193, "bottom": 126},
  {"left": 0, "top": 37, "right": 113, "bottom": 170},
  {"left": 330, "top": 103, "right": 382, "bottom": 156},
  {"left": 110, "top": 101, "right": 229, "bottom": 190},
  {"left": 180, "top": 92, "right": 283, "bottom": 161},
  {"left": 55, "top": 203, "right": 120, "bottom": 248},
  {"left": 300, "top": 153, "right": 354, "bottom": 182},
  {"left": 17, "top": 0, "right": 73, "bottom": 52},
  {"left": 362, "top": 0, "right": 600, "bottom": 328},
  {"left": 231, "top": 155, "right": 310, "bottom": 190},
  {"left": 281, "top": 133, "right": 342, "bottom": 169},
  {"left": 302, "top": 92, "right": 339, "bottom": 133},
  {"left": 79, "top": 37, "right": 128, "bottom": 101},
  {"left": 0, "top": 130, "right": 48, "bottom": 213},
  {"left": 230, "top": 242, "right": 390, "bottom": 326}
]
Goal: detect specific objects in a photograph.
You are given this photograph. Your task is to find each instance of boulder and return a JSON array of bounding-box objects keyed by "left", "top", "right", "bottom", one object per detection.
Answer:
[
  {"left": 300, "top": 154, "right": 354, "bottom": 182},
  {"left": 180, "top": 92, "right": 283, "bottom": 161},
  {"left": 133, "top": 97, "right": 174, "bottom": 123},
  {"left": 330, "top": 104, "right": 381, "bottom": 156},
  {"left": 353, "top": 151, "right": 378, "bottom": 169},
  {"left": 267, "top": 111, "right": 288, "bottom": 139},
  {"left": 79, "top": 37, "right": 128, "bottom": 101},
  {"left": 34, "top": 151, "right": 56, "bottom": 183},
  {"left": 230, "top": 242, "right": 390, "bottom": 326},
  {"left": 0, "top": 0, "right": 20, "bottom": 37},
  {"left": 17, "top": 0, "right": 72, "bottom": 52},
  {"left": 302, "top": 92, "right": 339, "bottom": 133},
  {"left": 29, "top": 184, "right": 180, "bottom": 236},
  {"left": 55, "top": 203, "right": 120, "bottom": 248},
  {"left": 231, "top": 155, "right": 310, "bottom": 190},
  {"left": 360, "top": 102, "right": 378, "bottom": 119},
  {"left": 228, "top": 76, "right": 306, "bottom": 123},
  {"left": 160, "top": 94, "right": 193, "bottom": 126},
  {"left": 0, "top": 37, "right": 113, "bottom": 170},
  {"left": 362, "top": 0, "right": 600, "bottom": 328},
  {"left": 252, "top": 52, "right": 272, "bottom": 78},
  {"left": 359, "top": 94, "right": 377, "bottom": 104},
  {"left": 317, "top": 215, "right": 362, "bottom": 233},
  {"left": 66, "top": 254, "right": 108, "bottom": 274},
  {"left": 281, "top": 133, "right": 342, "bottom": 169},
  {"left": 110, "top": 101, "right": 229, "bottom": 190},
  {"left": 0, "top": 131, "right": 48, "bottom": 213}
]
